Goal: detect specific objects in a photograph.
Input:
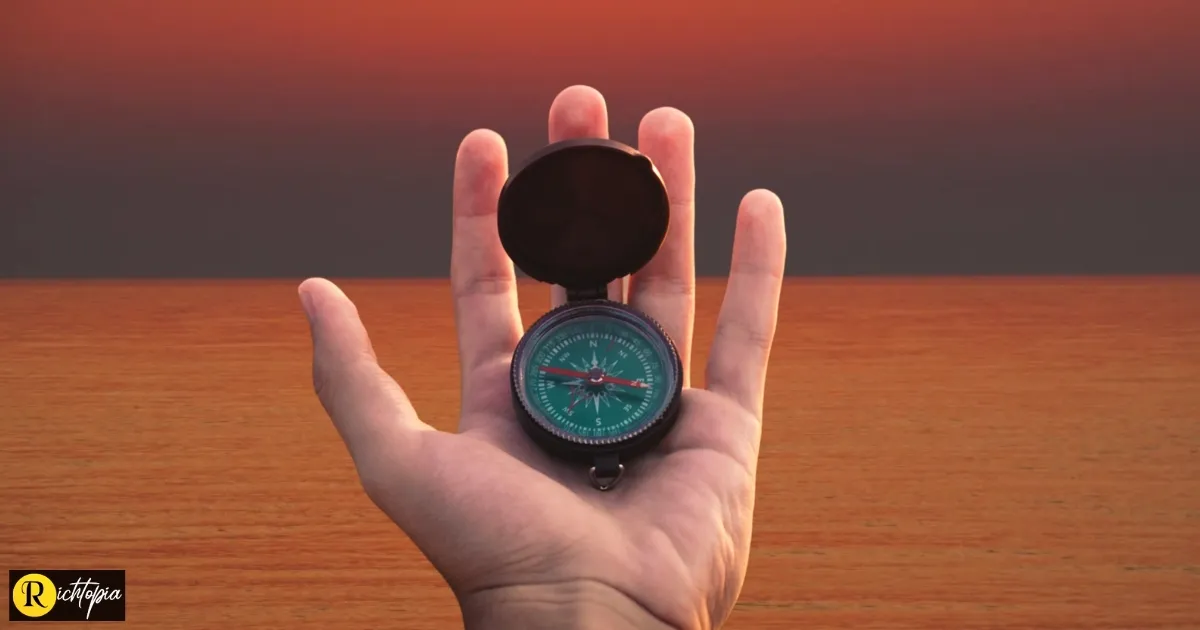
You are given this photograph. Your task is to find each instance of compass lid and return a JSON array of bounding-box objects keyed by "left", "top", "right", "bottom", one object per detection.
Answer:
[{"left": 497, "top": 138, "right": 669, "bottom": 291}]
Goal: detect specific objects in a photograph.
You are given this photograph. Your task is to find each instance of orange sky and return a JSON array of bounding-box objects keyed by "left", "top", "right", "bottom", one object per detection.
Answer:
[
  {"left": 3, "top": 1, "right": 1199, "bottom": 277},
  {"left": 5, "top": 0, "right": 1198, "bottom": 134}
]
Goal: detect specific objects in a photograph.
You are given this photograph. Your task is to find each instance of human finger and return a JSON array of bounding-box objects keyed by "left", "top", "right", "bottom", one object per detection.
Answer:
[
  {"left": 546, "top": 85, "right": 626, "bottom": 306},
  {"left": 451, "top": 129, "right": 523, "bottom": 427},
  {"left": 705, "top": 190, "right": 786, "bottom": 417},
  {"left": 298, "top": 278, "right": 436, "bottom": 495},
  {"left": 630, "top": 107, "right": 696, "bottom": 386}
]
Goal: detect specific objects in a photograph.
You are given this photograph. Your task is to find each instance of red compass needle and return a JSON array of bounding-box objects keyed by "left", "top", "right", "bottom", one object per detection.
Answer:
[
  {"left": 538, "top": 365, "right": 648, "bottom": 389},
  {"left": 538, "top": 366, "right": 587, "bottom": 378},
  {"left": 602, "top": 376, "right": 649, "bottom": 388}
]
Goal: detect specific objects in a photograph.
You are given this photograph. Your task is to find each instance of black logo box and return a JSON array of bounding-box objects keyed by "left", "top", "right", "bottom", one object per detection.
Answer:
[{"left": 10, "top": 570, "right": 126, "bottom": 622}]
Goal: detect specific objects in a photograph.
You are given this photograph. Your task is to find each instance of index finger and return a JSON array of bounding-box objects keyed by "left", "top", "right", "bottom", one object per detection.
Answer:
[{"left": 451, "top": 129, "right": 524, "bottom": 426}]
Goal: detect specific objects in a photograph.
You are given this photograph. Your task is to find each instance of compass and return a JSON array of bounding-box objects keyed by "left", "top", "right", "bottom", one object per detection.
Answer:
[{"left": 498, "top": 138, "right": 684, "bottom": 491}]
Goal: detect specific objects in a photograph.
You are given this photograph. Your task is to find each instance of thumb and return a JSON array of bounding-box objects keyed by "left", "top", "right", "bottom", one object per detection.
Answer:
[{"left": 298, "top": 278, "right": 435, "bottom": 502}]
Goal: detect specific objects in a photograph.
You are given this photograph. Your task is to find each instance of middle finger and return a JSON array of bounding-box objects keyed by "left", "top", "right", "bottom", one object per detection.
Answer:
[{"left": 545, "top": 85, "right": 627, "bottom": 306}]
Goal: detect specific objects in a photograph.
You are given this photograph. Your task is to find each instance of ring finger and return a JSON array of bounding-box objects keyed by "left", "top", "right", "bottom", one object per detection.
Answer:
[{"left": 629, "top": 107, "right": 696, "bottom": 387}]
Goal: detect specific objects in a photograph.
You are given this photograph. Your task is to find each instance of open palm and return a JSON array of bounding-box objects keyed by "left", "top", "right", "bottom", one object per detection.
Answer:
[{"left": 299, "top": 86, "right": 786, "bottom": 630}]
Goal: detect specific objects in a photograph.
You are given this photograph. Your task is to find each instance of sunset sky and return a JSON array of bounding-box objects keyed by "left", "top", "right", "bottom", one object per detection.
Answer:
[{"left": 3, "top": 1, "right": 1199, "bottom": 276}]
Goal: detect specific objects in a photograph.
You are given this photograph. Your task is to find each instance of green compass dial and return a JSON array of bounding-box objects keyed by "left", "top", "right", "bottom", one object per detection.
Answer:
[{"left": 518, "top": 312, "right": 674, "bottom": 442}]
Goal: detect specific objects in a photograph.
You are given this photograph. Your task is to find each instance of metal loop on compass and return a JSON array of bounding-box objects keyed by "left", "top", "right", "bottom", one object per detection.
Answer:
[{"left": 588, "top": 464, "right": 625, "bottom": 491}]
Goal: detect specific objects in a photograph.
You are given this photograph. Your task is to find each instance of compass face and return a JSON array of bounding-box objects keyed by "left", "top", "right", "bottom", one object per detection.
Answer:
[{"left": 515, "top": 307, "right": 678, "bottom": 445}]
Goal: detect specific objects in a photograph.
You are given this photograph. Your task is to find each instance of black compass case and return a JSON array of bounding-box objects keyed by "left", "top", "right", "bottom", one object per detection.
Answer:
[
  {"left": 497, "top": 138, "right": 669, "bottom": 300},
  {"left": 497, "top": 138, "right": 685, "bottom": 469}
]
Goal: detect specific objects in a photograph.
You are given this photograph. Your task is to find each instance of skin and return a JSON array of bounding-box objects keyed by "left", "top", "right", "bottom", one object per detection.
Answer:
[{"left": 298, "top": 85, "right": 787, "bottom": 630}]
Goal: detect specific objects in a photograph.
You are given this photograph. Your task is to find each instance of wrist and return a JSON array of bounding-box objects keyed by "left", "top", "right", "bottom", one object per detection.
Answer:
[{"left": 459, "top": 580, "right": 681, "bottom": 630}]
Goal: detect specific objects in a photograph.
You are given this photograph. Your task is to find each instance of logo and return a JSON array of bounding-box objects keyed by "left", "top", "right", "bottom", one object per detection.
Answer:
[{"left": 9, "top": 571, "right": 125, "bottom": 622}]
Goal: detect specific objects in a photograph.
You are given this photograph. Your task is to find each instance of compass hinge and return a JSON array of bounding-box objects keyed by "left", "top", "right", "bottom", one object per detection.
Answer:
[{"left": 565, "top": 286, "right": 608, "bottom": 302}]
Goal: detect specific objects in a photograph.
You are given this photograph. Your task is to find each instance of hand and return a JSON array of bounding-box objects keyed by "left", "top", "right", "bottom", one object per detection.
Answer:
[{"left": 298, "top": 85, "right": 787, "bottom": 630}]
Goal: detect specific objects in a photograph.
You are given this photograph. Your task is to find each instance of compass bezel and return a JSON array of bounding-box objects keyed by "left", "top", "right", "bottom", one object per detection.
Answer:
[
  {"left": 510, "top": 300, "right": 684, "bottom": 463},
  {"left": 496, "top": 138, "right": 670, "bottom": 293}
]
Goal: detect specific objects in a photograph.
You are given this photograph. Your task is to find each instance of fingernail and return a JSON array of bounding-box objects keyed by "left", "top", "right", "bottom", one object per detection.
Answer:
[{"left": 298, "top": 286, "right": 316, "bottom": 324}]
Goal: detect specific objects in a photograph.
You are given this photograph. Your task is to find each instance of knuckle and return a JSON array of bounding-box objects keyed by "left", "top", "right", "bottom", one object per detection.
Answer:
[
  {"left": 453, "top": 271, "right": 517, "bottom": 300},
  {"left": 670, "top": 196, "right": 695, "bottom": 216},
  {"left": 311, "top": 351, "right": 376, "bottom": 414},
  {"left": 715, "top": 319, "right": 774, "bottom": 354},
  {"left": 636, "top": 274, "right": 696, "bottom": 300},
  {"left": 729, "top": 262, "right": 785, "bottom": 285}
]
